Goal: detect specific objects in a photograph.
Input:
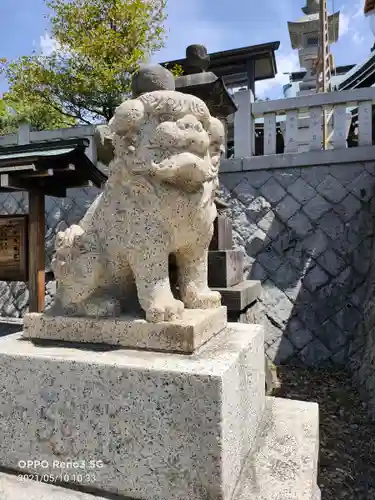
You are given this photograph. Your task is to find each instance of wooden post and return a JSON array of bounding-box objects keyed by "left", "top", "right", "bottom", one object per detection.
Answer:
[
  {"left": 245, "top": 58, "right": 256, "bottom": 96},
  {"left": 28, "top": 190, "right": 45, "bottom": 312}
]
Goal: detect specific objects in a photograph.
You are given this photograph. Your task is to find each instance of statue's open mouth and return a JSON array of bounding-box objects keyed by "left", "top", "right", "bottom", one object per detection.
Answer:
[{"left": 133, "top": 152, "right": 216, "bottom": 184}]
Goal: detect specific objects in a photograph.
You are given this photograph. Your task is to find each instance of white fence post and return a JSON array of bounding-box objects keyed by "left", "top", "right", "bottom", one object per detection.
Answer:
[
  {"left": 18, "top": 122, "right": 31, "bottom": 145},
  {"left": 234, "top": 89, "right": 254, "bottom": 157},
  {"left": 332, "top": 105, "right": 348, "bottom": 149},
  {"left": 263, "top": 113, "right": 277, "bottom": 155},
  {"left": 87, "top": 136, "right": 98, "bottom": 165},
  {"left": 358, "top": 101, "right": 373, "bottom": 146},
  {"left": 309, "top": 106, "right": 323, "bottom": 151},
  {"left": 284, "top": 110, "right": 299, "bottom": 153}
]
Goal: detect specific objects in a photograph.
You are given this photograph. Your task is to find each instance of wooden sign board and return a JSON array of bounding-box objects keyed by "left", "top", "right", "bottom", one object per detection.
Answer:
[{"left": 0, "top": 215, "right": 28, "bottom": 281}]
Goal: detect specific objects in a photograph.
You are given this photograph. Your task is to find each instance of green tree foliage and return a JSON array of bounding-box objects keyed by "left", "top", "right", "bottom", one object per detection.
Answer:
[
  {"left": 0, "top": 99, "right": 15, "bottom": 135},
  {"left": 167, "top": 63, "right": 184, "bottom": 77},
  {"left": 1, "top": 0, "right": 167, "bottom": 128},
  {"left": 0, "top": 94, "right": 76, "bottom": 135}
]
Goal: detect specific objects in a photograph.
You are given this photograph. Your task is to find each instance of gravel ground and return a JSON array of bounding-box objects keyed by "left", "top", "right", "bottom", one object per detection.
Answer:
[{"left": 272, "top": 366, "right": 375, "bottom": 500}]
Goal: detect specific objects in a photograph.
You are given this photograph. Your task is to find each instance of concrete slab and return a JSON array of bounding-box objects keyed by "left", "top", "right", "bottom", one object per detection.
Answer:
[{"left": 234, "top": 396, "right": 320, "bottom": 500}]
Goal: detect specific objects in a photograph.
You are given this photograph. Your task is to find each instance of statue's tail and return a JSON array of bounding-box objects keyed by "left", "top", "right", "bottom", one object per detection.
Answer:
[{"left": 51, "top": 225, "right": 85, "bottom": 280}]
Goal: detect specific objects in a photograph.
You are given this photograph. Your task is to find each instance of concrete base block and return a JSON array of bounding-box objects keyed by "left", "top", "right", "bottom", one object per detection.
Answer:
[
  {"left": 0, "top": 323, "right": 265, "bottom": 500},
  {"left": 234, "top": 397, "right": 320, "bottom": 500},
  {"left": 0, "top": 396, "right": 320, "bottom": 500},
  {"left": 22, "top": 307, "right": 227, "bottom": 354}
]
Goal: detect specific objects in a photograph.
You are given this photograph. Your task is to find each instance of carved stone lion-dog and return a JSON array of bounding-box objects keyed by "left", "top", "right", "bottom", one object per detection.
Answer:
[{"left": 50, "top": 90, "right": 225, "bottom": 323}]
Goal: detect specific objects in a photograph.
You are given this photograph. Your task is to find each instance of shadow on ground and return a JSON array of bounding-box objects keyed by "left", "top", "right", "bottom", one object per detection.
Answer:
[{"left": 272, "top": 366, "right": 375, "bottom": 500}]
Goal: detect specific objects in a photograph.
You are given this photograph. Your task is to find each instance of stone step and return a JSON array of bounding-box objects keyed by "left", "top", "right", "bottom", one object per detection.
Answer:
[
  {"left": 213, "top": 280, "right": 261, "bottom": 311},
  {"left": 209, "top": 216, "right": 233, "bottom": 251},
  {"left": 233, "top": 396, "right": 320, "bottom": 500},
  {"left": 208, "top": 249, "right": 244, "bottom": 288}
]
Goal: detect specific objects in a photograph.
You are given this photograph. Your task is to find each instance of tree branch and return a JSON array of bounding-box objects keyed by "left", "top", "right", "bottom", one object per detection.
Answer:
[{"left": 36, "top": 91, "right": 92, "bottom": 124}]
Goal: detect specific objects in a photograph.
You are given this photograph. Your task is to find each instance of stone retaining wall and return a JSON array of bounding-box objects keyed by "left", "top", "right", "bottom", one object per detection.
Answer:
[
  {"left": 219, "top": 163, "right": 375, "bottom": 364},
  {"left": 0, "top": 187, "right": 99, "bottom": 317},
  {"left": 348, "top": 223, "right": 375, "bottom": 418},
  {"left": 219, "top": 161, "right": 375, "bottom": 417}
]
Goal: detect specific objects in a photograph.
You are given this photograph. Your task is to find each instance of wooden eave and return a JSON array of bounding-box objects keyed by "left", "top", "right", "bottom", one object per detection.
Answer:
[
  {"left": 161, "top": 41, "right": 280, "bottom": 87},
  {"left": 338, "top": 52, "right": 375, "bottom": 91},
  {"left": 0, "top": 138, "right": 108, "bottom": 197}
]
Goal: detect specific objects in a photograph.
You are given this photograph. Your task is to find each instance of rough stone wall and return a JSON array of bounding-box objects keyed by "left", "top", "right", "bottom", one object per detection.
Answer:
[
  {"left": 218, "top": 163, "right": 375, "bottom": 373},
  {"left": 348, "top": 226, "right": 375, "bottom": 418},
  {"left": 0, "top": 187, "right": 99, "bottom": 317}
]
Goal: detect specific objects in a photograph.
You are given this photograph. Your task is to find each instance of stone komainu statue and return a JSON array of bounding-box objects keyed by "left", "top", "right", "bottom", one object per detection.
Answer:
[{"left": 50, "top": 90, "right": 225, "bottom": 323}]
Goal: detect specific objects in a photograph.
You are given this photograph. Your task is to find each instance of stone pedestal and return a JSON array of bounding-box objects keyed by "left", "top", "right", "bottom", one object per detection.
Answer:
[
  {"left": 0, "top": 397, "right": 320, "bottom": 500},
  {"left": 0, "top": 322, "right": 320, "bottom": 500},
  {"left": 23, "top": 307, "right": 227, "bottom": 354},
  {"left": 0, "top": 324, "right": 265, "bottom": 500}
]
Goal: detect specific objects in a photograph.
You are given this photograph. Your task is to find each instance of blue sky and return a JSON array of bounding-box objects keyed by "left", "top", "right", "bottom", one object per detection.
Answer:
[{"left": 0, "top": 0, "right": 373, "bottom": 99}]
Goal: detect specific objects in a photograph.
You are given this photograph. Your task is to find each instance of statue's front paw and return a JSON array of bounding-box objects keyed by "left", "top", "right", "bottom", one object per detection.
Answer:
[
  {"left": 184, "top": 289, "right": 222, "bottom": 309},
  {"left": 145, "top": 298, "right": 184, "bottom": 323}
]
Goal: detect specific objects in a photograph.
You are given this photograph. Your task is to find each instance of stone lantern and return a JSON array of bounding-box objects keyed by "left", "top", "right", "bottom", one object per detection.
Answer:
[{"left": 288, "top": 0, "right": 340, "bottom": 95}]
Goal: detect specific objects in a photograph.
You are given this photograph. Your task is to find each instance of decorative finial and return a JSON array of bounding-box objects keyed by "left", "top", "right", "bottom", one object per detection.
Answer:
[
  {"left": 131, "top": 63, "right": 175, "bottom": 98},
  {"left": 184, "top": 44, "right": 210, "bottom": 74},
  {"left": 302, "top": 0, "right": 320, "bottom": 15}
]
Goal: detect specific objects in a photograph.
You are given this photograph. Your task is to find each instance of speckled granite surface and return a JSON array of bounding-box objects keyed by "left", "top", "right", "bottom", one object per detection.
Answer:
[
  {"left": 0, "top": 323, "right": 265, "bottom": 500},
  {"left": 22, "top": 307, "right": 227, "bottom": 353},
  {"left": 0, "top": 397, "right": 320, "bottom": 500},
  {"left": 50, "top": 91, "right": 224, "bottom": 324},
  {"left": 233, "top": 397, "right": 320, "bottom": 500}
]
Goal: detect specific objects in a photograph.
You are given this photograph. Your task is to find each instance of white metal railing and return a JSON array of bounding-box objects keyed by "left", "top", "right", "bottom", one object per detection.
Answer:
[{"left": 233, "top": 88, "right": 375, "bottom": 157}]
